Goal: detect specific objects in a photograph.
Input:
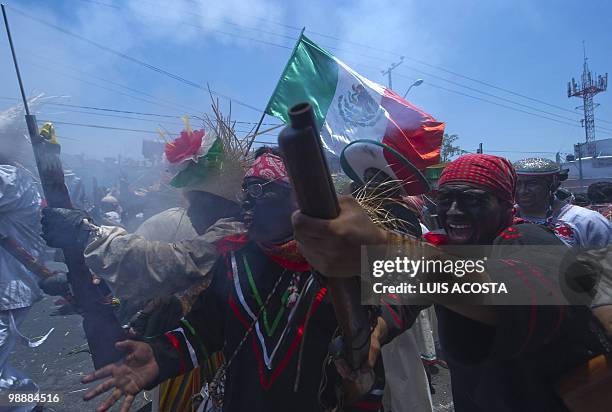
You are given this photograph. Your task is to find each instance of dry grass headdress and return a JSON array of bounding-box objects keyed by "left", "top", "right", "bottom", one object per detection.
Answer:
[{"left": 164, "top": 92, "right": 255, "bottom": 202}]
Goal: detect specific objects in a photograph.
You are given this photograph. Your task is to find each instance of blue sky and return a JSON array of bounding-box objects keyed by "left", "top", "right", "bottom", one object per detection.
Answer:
[{"left": 1, "top": 0, "right": 611, "bottom": 161}]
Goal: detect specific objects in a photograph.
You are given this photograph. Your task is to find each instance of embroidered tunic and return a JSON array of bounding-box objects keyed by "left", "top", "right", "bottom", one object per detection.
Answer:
[{"left": 148, "top": 241, "right": 382, "bottom": 412}]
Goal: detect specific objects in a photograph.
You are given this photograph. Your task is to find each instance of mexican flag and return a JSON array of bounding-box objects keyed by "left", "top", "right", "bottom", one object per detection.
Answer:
[{"left": 265, "top": 34, "right": 444, "bottom": 193}]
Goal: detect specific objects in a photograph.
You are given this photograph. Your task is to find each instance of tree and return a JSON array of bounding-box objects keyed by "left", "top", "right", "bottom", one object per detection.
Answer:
[{"left": 440, "top": 133, "right": 464, "bottom": 162}]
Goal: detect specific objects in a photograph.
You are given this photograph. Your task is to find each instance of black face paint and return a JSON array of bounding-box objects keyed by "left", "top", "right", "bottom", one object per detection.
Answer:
[
  {"left": 437, "top": 183, "right": 510, "bottom": 245},
  {"left": 516, "top": 176, "right": 554, "bottom": 216},
  {"left": 240, "top": 177, "right": 297, "bottom": 243}
]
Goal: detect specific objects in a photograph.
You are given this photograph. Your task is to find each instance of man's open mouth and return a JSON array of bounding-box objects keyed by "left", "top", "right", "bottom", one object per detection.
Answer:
[{"left": 447, "top": 222, "right": 474, "bottom": 242}]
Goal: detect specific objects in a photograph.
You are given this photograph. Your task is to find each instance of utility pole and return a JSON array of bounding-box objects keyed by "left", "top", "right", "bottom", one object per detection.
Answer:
[
  {"left": 567, "top": 42, "right": 608, "bottom": 158},
  {"left": 576, "top": 143, "right": 583, "bottom": 189},
  {"left": 382, "top": 56, "right": 404, "bottom": 89}
]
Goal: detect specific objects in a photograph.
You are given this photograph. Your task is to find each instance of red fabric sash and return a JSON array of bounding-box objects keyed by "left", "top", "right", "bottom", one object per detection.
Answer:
[
  {"left": 422, "top": 231, "right": 449, "bottom": 246},
  {"left": 216, "top": 234, "right": 311, "bottom": 272}
]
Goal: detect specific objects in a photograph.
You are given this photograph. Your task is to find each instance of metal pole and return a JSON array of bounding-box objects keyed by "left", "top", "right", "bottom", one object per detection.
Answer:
[
  {"left": 245, "top": 111, "right": 266, "bottom": 154},
  {"left": 2, "top": 4, "right": 29, "bottom": 116},
  {"left": 2, "top": 3, "right": 125, "bottom": 368},
  {"left": 249, "top": 26, "right": 306, "bottom": 155},
  {"left": 577, "top": 143, "right": 584, "bottom": 191},
  {"left": 403, "top": 83, "right": 416, "bottom": 98},
  {"left": 382, "top": 57, "right": 404, "bottom": 90}
]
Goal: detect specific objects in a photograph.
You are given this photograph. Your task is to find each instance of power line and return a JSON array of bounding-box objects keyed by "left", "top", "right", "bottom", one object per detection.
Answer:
[
  {"left": 9, "top": 3, "right": 610, "bottom": 137},
  {"left": 48, "top": 102, "right": 184, "bottom": 118},
  {"left": 187, "top": 1, "right": 612, "bottom": 127},
  {"left": 318, "top": 45, "right": 612, "bottom": 129},
  {"left": 25, "top": 51, "right": 202, "bottom": 114},
  {"left": 75, "top": 0, "right": 116, "bottom": 7},
  {"left": 54, "top": 135, "right": 79, "bottom": 141},
  {"left": 423, "top": 82, "right": 612, "bottom": 133},
  {"left": 21, "top": 58, "right": 195, "bottom": 115},
  {"left": 76, "top": 0, "right": 297, "bottom": 47},
  {"left": 76, "top": 0, "right": 612, "bottom": 128},
  {"left": 0, "top": 96, "right": 178, "bottom": 118},
  {"left": 103, "top": 3, "right": 612, "bottom": 128},
  {"left": 41, "top": 108, "right": 185, "bottom": 127},
  {"left": 0, "top": 96, "right": 281, "bottom": 125},
  {"left": 35, "top": 118, "right": 281, "bottom": 137},
  {"left": 346, "top": 61, "right": 612, "bottom": 133},
  {"left": 392, "top": 70, "right": 589, "bottom": 125},
  {"left": 485, "top": 149, "right": 568, "bottom": 154},
  {"left": 37, "top": 119, "right": 161, "bottom": 135},
  {"left": 41, "top": 108, "right": 282, "bottom": 127},
  {"left": 26, "top": 28, "right": 598, "bottom": 133},
  {"left": 131, "top": 0, "right": 298, "bottom": 43},
  {"left": 220, "top": 8, "right": 608, "bottom": 120},
  {"left": 6, "top": 4, "right": 265, "bottom": 113}
]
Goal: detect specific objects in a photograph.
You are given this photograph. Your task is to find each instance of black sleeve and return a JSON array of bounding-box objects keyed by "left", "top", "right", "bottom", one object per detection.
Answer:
[
  {"left": 487, "top": 224, "right": 568, "bottom": 359},
  {"left": 379, "top": 293, "right": 430, "bottom": 344},
  {"left": 147, "top": 257, "right": 228, "bottom": 384}
]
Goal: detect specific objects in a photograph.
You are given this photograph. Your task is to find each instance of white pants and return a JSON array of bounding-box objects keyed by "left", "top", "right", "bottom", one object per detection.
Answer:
[
  {"left": 382, "top": 328, "right": 433, "bottom": 412},
  {"left": 0, "top": 308, "right": 37, "bottom": 412}
]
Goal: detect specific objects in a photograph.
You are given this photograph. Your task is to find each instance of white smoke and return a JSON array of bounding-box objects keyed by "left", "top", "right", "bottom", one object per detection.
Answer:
[
  {"left": 125, "top": 0, "right": 288, "bottom": 47},
  {"left": 0, "top": 0, "right": 289, "bottom": 158},
  {"left": 0, "top": 94, "right": 56, "bottom": 163}
]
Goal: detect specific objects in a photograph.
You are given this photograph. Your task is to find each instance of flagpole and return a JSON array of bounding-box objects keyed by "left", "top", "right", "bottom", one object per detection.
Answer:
[
  {"left": 247, "top": 112, "right": 267, "bottom": 154},
  {"left": 246, "top": 27, "right": 306, "bottom": 154}
]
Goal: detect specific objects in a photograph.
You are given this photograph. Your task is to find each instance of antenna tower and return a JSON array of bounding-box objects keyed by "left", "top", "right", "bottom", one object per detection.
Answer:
[{"left": 567, "top": 42, "right": 607, "bottom": 157}]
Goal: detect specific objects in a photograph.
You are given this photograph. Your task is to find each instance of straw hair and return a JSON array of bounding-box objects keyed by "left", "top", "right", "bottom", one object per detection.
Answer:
[
  {"left": 182, "top": 93, "right": 255, "bottom": 200},
  {"left": 352, "top": 172, "right": 421, "bottom": 235}
]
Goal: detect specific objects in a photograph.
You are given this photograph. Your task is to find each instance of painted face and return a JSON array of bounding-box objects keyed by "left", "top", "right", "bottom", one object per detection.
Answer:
[
  {"left": 185, "top": 191, "right": 239, "bottom": 235},
  {"left": 437, "top": 183, "right": 510, "bottom": 245},
  {"left": 240, "top": 177, "right": 297, "bottom": 243},
  {"left": 516, "top": 175, "right": 553, "bottom": 214}
]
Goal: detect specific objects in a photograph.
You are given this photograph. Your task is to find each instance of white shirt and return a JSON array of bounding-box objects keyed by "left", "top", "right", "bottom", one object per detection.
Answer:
[{"left": 557, "top": 203, "right": 612, "bottom": 248}]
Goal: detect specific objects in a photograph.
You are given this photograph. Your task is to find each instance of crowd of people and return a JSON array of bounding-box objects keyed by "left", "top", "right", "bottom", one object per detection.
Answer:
[{"left": 0, "top": 99, "right": 611, "bottom": 412}]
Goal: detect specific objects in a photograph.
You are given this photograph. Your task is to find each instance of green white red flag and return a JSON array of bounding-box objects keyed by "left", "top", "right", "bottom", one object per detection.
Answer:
[{"left": 265, "top": 34, "right": 445, "bottom": 194}]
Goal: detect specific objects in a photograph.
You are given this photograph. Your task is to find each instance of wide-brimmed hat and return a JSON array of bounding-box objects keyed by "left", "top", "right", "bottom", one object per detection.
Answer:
[
  {"left": 340, "top": 139, "right": 431, "bottom": 195},
  {"left": 164, "top": 125, "right": 244, "bottom": 202}
]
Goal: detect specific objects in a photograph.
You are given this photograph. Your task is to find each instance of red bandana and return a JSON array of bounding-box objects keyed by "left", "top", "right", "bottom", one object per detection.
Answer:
[
  {"left": 439, "top": 154, "right": 517, "bottom": 203},
  {"left": 216, "top": 234, "right": 310, "bottom": 272},
  {"left": 257, "top": 240, "right": 310, "bottom": 272},
  {"left": 422, "top": 231, "right": 449, "bottom": 246},
  {"left": 245, "top": 153, "right": 291, "bottom": 185}
]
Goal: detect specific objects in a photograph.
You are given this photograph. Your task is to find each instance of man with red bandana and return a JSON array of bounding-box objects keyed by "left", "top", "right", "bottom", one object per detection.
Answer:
[
  {"left": 79, "top": 148, "right": 384, "bottom": 412},
  {"left": 293, "top": 154, "right": 611, "bottom": 411}
]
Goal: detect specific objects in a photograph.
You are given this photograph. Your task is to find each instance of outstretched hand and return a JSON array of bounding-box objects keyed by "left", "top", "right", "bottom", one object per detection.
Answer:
[{"left": 82, "top": 340, "right": 159, "bottom": 412}]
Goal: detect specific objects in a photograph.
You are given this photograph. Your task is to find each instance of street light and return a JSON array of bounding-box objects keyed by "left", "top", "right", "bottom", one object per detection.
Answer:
[{"left": 403, "top": 79, "right": 424, "bottom": 98}]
